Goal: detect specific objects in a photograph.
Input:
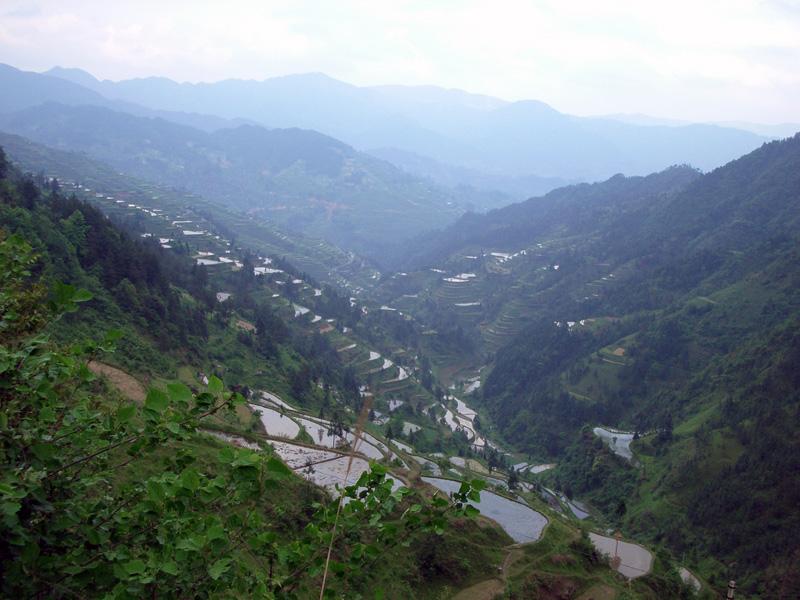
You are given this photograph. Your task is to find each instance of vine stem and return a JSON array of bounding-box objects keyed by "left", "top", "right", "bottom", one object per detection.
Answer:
[
  {"left": 318, "top": 395, "right": 373, "bottom": 599},
  {"left": 49, "top": 397, "right": 231, "bottom": 477}
]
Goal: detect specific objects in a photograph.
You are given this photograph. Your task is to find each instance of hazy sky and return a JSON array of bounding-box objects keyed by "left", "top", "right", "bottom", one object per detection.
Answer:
[{"left": 2, "top": 0, "right": 799, "bottom": 123}]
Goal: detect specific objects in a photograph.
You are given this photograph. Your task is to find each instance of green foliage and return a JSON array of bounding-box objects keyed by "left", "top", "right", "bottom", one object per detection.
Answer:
[
  {"left": 0, "top": 234, "right": 483, "bottom": 598},
  {"left": 379, "top": 134, "right": 800, "bottom": 595},
  {"left": 549, "top": 427, "right": 637, "bottom": 518},
  {"left": 0, "top": 157, "right": 358, "bottom": 404},
  {"left": 0, "top": 232, "right": 48, "bottom": 341}
]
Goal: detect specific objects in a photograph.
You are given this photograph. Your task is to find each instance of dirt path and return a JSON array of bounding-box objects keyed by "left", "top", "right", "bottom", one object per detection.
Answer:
[
  {"left": 451, "top": 546, "right": 522, "bottom": 600},
  {"left": 88, "top": 361, "right": 146, "bottom": 403}
]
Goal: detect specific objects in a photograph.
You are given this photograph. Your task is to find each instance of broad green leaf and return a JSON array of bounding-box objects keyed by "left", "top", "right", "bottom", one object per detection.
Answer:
[
  {"left": 161, "top": 561, "right": 179, "bottom": 576},
  {"left": 206, "top": 523, "right": 226, "bottom": 541},
  {"left": 116, "top": 404, "right": 136, "bottom": 423},
  {"left": 52, "top": 282, "right": 76, "bottom": 306},
  {"left": 330, "top": 561, "right": 346, "bottom": 574},
  {"left": 1, "top": 501, "right": 21, "bottom": 516},
  {"left": 351, "top": 543, "right": 365, "bottom": 559},
  {"left": 124, "top": 559, "right": 146, "bottom": 575},
  {"left": 231, "top": 452, "right": 260, "bottom": 467},
  {"left": 180, "top": 468, "right": 200, "bottom": 492},
  {"left": 86, "top": 528, "right": 101, "bottom": 545},
  {"left": 177, "top": 537, "right": 203, "bottom": 552},
  {"left": 208, "top": 375, "right": 223, "bottom": 395},
  {"left": 265, "top": 456, "right": 292, "bottom": 478},
  {"left": 256, "top": 531, "right": 277, "bottom": 545},
  {"left": 144, "top": 388, "right": 169, "bottom": 413},
  {"left": 63, "top": 565, "right": 85, "bottom": 575},
  {"left": 208, "top": 558, "right": 232, "bottom": 580},
  {"left": 431, "top": 496, "right": 448, "bottom": 508},
  {"left": 167, "top": 382, "right": 193, "bottom": 405},
  {"left": 194, "top": 391, "right": 214, "bottom": 410}
]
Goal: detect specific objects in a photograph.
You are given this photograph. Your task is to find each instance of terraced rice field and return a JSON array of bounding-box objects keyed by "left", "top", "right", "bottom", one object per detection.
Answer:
[
  {"left": 588, "top": 532, "right": 653, "bottom": 579},
  {"left": 422, "top": 477, "right": 548, "bottom": 543},
  {"left": 593, "top": 427, "right": 635, "bottom": 461},
  {"left": 249, "top": 404, "right": 300, "bottom": 438}
]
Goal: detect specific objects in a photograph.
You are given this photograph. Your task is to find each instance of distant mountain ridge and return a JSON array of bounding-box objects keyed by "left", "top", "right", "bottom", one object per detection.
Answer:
[
  {"left": 602, "top": 111, "right": 800, "bottom": 139},
  {"left": 39, "top": 64, "right": 769, "bottom": 183},
  {"left": 0, "top": 63, "right": 252, "bottom": 133},
  {"left": 0, "top": 61, "right": 776, "bottom": 206}
]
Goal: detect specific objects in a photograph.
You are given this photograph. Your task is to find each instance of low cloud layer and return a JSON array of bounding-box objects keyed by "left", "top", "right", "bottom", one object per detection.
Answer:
[{"left": 1, "top": 0, "right": 798, "bottom": 123}]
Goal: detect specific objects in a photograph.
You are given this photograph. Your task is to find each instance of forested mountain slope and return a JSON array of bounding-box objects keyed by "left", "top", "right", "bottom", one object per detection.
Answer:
[
  {"left": 398, "top": 164, "right": 702, "bottom": 269},
  {"left": 0, "top": 131, "right": 372, "bottom": 288},
  {"left": 412, "top": 135, "right": 800, "bottom": 596},
  {"left": 0, "top": 148, "right": 706, "bottom": 599},
  {"left": 0, "top": 154, "right": 344, "bottom": 391},
  {"left": 0, "top": 102, "right": 467, "bottom": 257},
  {"left": 0, "top": 153, "right": 517, "bottom": 598},
  {"left": 365, "top": 136, "right": 800, "bottom": 595}
]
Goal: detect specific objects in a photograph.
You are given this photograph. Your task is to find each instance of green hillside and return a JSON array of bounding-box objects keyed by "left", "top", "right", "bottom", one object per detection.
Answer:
[
  {"left": 0, "top": 102, "right": 467, "bottom": 258},
  {"left": 0, "top": 130, "right": 376, "bottom": 290},
  {"left": 0, "top": 151, "right": 514, "bottom": 598},
  {"left": 1, "top": 144, "right": 709, "bottom": 598},
  {"left": 375, "top": 135, "right": 800, "bottom": 596}
]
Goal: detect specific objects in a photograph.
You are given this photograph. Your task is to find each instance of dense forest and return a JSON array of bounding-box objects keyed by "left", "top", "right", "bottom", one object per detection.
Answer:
[
  {"left": 401, "top": 135, "right": 800, "bottom": 596},
  {"left": 0, "top": 151, "right": 363, "bottom": 398}
]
